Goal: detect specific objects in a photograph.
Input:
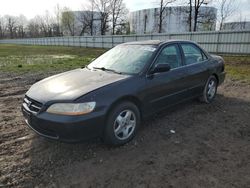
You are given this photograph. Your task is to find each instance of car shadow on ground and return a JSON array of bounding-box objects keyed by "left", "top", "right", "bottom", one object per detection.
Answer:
[{"left": 23, "top": 93, "right": 250, "bottom": 187}]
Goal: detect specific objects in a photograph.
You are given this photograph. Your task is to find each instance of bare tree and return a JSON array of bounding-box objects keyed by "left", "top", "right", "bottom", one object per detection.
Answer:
[
  {"left": 34, "top": 13, "right": 52, "bottom": 37},
  {"left": 188, "top": 0, "right": 192, "bottom": 31},
  {"left": 197, "top": 8, "right": 216, "bottom": 31},
  {"left": 1, "top": 9, "right": 62, "bottom": 38},
  {"left": 61, "top": 7, "right": 76, "bottom": 36},
  {"left": 54, "top": 4, "right": 62, "bottom": 36},
  {"left": 115, "top": 21, "right": 130, "bottom": 34},
  {"left": 77, "top": 11, "right": 93, "bottom": 36},
  {"left": 217, "top": 0, "right": 237, "bottom": 30},
  {"left": 193, "top": 0, "right": 210, "bottom": 31},
  {"left": 77, "top": 1, "right": 96, "bottom": 36},
  {"left": 0, "top": 16, "right": 6, "bottom": 39},
  {"left": 16, "top": 15, "right": 27, "bottom": 38},
  {"left": 27, "top": 18, "right": 41, "bottom": 37},
  {"left": 186, "top": 0, "right": 210, "bottom": 31},
  {"left": 5, "top": 15, "right": 17, "bottom": 38},
  {"left": 157, "top": 0, "right": 176, "bottom": 33},
  {"left": 44, "top": 11, "right": 55, "bottom": 37},
  {"left": 110, "top": 0, "right": 128, "bottom": 35},
  {"left": 93, "top": 0, "right": 111, "bottom": 35}
]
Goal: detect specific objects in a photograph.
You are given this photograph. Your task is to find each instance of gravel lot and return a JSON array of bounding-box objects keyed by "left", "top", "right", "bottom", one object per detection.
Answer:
[{"left": 0, "top": 72, "right": 250, "bottom": 188}]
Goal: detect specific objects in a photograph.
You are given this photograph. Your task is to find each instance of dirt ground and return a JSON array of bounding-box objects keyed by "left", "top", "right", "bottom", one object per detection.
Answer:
[{"left": 0, "top": 72, "right": 250, "bottom": 188}]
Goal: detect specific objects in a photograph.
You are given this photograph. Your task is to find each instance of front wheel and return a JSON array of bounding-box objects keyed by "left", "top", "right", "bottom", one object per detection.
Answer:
[
  {"left": 200, "top": 75, "right": 218, "bottom": 103},
  {"left": 104, "top": 101, "right": 140, "bottom": 146}
]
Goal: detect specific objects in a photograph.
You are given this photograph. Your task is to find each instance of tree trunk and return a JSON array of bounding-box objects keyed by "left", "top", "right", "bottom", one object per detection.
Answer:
[
  {"left": 189, "top": 0, "right": 192, "bottom": 31},
  {"left": 193, "top": 0, "right": 199, "bottom": 31},
  {"left": 158, "top": 0, "right": 163, "bottom": 33},
  {"left": 159, "top": 11, "right": 163, "bottom": 33}
]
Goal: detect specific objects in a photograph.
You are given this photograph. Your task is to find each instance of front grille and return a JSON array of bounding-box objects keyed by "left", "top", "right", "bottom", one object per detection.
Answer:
[{"left": 23, "top": 96, "right": 43, "bottom": 113}]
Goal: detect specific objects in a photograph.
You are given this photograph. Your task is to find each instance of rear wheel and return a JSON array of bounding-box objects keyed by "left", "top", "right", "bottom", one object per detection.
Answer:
[
  {"left": 200, "top": 75, "right": 218, "bottom": 103},
  {"left": 104, "top": 101, "right": 140, "bottom": 146}
]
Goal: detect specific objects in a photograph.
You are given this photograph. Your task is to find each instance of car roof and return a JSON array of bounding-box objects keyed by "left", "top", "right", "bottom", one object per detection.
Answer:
[{"left": 121, "top": 39, "right": 196, "bottom": 46}]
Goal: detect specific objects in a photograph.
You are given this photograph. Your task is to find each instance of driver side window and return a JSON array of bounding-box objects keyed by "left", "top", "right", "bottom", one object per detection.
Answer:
[{"left": 155, "top": 44, "right": 181, "bottom": 69}]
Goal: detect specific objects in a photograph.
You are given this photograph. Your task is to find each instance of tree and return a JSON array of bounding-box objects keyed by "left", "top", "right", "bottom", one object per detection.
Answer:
[
  {"left": 0, "top": 16, "right": 6, "bottom": 39},
  {"left": 16, "top": 15, "right": 27, "bottom": 38},
  {"left": 217, "top": 0, "right": 237, "bottom": 30},
  {"left": 78, "top": 11, "right": 95, "bottom": 36},
  {"left": 188, "top": 0, "right": 192, "bottom": 31},
  {"left": 43, "top": 11, "right": 55, "bottom": 37},
  {"left": 157, "top": 0, "right": 176, "bottom": 33},
  {"left": 77, "top": 1, "right": 96, "bottom": 36},
  {"left": 27, "top": 17, "right": 41, "bottom": 37},
  {"left": 186, "top": 0, "right": 210, "bottom": 31},
  {"left": 54, "top": 4, "right": 62, "bottom": 36},
  {"left": 34, "top": 13, "right": 51, "bottom": 37},
  {"left": 115, "top": 21, "right": 130, "bottom": 34},
  {"left": 197, "top": 7, "right": 216, "bottom": 31},
  {"left": 93, "top": 0, "right": 111, "bottom": 35},
  {"left": 193, "top": 0, "right": 210, "bottom": 31},
  {"left": 5, "top": 15, "right": 17, "bottom": 38},
  {"left": 110, "top": 0, "right": 128, "bottom": 35},
  {"left": 61, "top": 7, "right": 76, "bottom": 36}
]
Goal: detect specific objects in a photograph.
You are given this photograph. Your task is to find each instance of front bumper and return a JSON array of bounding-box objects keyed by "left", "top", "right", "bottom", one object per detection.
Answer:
[{"left": 22, "top": 104, "right": 106, "bottom": 142}]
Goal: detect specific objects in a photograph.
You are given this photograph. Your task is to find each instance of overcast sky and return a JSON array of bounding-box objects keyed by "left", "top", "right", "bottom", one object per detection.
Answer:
[{"left": 0, "top": 0, "right": 249, "bottom": 22}]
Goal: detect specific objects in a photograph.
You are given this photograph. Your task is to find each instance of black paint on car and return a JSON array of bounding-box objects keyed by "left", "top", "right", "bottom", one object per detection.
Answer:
[{"left": 22, "top": 40, "right": 226, "bottom": 145}]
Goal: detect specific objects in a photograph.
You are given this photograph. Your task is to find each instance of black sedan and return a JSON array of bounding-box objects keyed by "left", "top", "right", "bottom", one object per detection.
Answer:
[{"left": 22, "top": 40, "right": 226, "bottom": 145}]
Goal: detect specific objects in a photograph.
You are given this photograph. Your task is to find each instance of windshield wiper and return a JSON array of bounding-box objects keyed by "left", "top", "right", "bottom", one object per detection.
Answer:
[{"left": 92, "top": 67, "right": 122, "bottom": 74}]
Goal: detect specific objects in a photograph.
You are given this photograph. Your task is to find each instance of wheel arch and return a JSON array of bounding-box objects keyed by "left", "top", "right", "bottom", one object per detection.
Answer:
[
  {"left": 212, "top": 73, "right": 219, "bottom": 83},
  {"left": 105, "top": 95, "right": 142, "bottom": 121}
]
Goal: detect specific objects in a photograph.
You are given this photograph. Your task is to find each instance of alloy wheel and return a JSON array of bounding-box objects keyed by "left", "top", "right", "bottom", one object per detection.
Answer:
[{"left": 113, "top": 110, "right": 136, "bottom": 140}]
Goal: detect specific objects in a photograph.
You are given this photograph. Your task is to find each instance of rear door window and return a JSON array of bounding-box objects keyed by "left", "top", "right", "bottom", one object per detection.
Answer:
[{"left": 181, "top": 43, "right": 208, "bottom": 65}]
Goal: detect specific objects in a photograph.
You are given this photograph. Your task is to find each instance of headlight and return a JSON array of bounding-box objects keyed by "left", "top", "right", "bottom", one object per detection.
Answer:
[{"left": 46, "top": 102, "right": 96, "bottom": 115}]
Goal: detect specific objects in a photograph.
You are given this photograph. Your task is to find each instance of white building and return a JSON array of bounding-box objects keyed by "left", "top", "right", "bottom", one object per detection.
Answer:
[
  {"left": 222, "top": 21, "right": 250, "bottom": 30},
  {"left": 129, "top": 6, "right": 217, "bottom": 34}
]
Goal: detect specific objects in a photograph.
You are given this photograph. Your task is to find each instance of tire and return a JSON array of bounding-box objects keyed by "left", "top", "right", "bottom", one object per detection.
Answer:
[
  {"left": 104, "top": 101, "right": 140, "bottom": 146},
  {"left": 200, "top": 75, "right": 218, "bottom": 103}
]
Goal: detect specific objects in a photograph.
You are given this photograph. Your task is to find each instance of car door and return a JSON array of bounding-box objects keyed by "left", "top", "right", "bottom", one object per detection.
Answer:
[
  {"left": 143, "top": 43, "right": 190, "bottom": 114},
  {"left": 179, "top": 43, "right": 210, "bottom": 97}
]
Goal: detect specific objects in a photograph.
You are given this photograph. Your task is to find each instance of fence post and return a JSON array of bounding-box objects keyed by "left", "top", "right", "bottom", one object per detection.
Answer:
[
  {"left": 112, "top": 35, "right": 114, "bottom": 47},
  {"left": 216, "top": 31, "right": 221, "bottom": 54},
  {"left": 122, "top": 35, "right": 125, "bottom": 43}
]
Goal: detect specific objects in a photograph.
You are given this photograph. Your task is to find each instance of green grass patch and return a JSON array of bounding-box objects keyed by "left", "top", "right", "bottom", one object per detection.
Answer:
[
  {"left": 221, "top": 55, "right": 250, "bottom": 83},
  {"left": 0, "top": 44, "right": 106, "bottom": 73},
  {"left": 225, "top": 64, "right": 250, "bottom": 83},
  {"left": 222, "top": 55, "right": 250, "bottom": 65}
]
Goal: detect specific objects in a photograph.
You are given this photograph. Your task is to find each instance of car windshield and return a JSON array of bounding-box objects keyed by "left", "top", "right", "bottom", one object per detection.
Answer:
[{"left": 88, "top": 44, "right": 156, "bottom": 74}]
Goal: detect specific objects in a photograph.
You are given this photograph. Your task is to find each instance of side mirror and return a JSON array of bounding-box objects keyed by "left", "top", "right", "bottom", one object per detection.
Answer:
[{"left": 150, "top": 63, "right": 171, "bottom": 74}]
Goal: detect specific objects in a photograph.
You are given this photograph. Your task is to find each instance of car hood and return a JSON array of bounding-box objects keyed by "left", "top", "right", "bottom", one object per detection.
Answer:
[{"left": 26, "top": 68, "right": 130, "bottom": 103}]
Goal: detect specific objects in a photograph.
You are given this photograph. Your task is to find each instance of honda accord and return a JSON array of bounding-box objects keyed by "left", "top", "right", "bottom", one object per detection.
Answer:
[{"left": 22, "top": 40, "right": 226, "bottom": 145}]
